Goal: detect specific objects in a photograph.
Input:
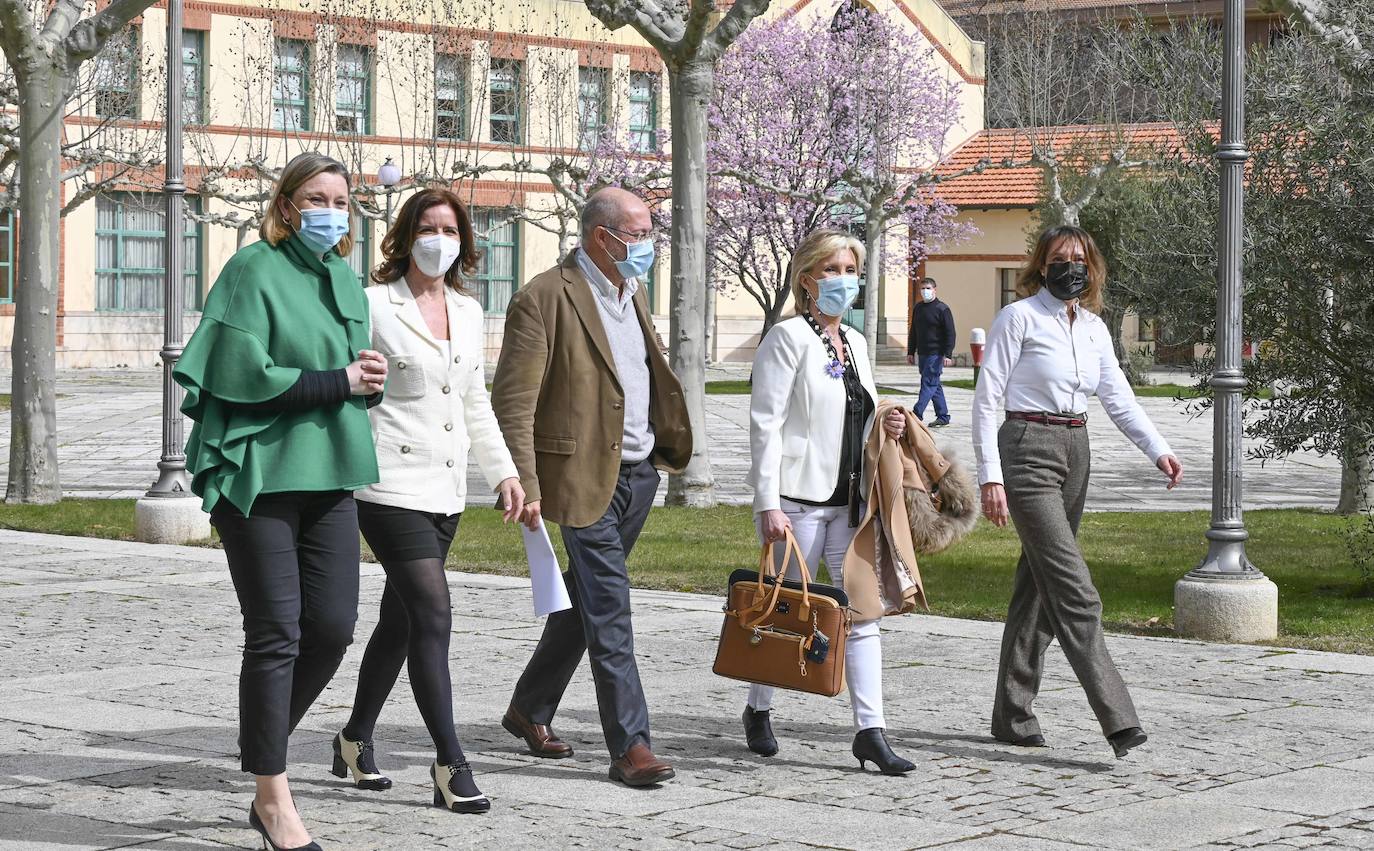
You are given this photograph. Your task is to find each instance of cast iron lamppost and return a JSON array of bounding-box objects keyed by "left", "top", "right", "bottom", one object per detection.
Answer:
[
  {"left": 1173, "top": 0, "right": 1277, "bottom": 640},
  {"left": 378, "top": 157, "right": 401, "bottom": 224},
  {"left": 135, "top": 0, "right": 209, "bottom": 543}
]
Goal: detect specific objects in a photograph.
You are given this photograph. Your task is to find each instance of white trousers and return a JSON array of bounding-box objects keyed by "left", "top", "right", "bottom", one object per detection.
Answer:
[{"left": 747, "top": 499, "right": 886, "bottom": 731}]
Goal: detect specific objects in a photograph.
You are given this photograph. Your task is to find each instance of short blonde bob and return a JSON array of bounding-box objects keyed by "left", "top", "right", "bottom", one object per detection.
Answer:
[
  {"left": 789, "top": 228, "right": 866, "bottom": 315},
  {"left": 1014, "top": 225, "right": 1105, "bottom": 313},
  {"left": 259, "top": 152, "right": 355, "bottom": 257}
]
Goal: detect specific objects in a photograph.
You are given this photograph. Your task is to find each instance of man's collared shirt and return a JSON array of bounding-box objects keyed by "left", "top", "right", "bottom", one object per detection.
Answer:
[{"left": 575, "top": 247, "right": 639, "bottom": 318}]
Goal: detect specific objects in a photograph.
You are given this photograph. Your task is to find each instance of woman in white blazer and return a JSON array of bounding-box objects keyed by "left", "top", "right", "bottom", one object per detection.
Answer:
[
  {"left": 746, "top": 228, "right": 913, "bottom": 775},
  {"left": 334, "top": 189, "right": 524, "bottom": 815}
]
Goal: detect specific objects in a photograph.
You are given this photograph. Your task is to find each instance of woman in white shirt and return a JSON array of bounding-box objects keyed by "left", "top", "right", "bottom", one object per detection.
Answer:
[
  {"left": 333, "top": 189, "right": 524, "bottom": 814},
  {"left": 971, "top": 225, "right": 1183, "bottom": 760},
  {"left": 747, "top": 228, "right": 913, "bottom": 775}
]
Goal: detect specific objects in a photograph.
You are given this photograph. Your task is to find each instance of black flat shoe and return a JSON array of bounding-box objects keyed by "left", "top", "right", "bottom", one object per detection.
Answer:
[
  {"left": 1108, "top": 726, "right": 1148, "bottom": 758},
  {"left": 432, "top": 760, "right": 491, "bottom": 814},
  {"left": 248, "top": 804, "right": 322, "bottom": 851},
  {"left": 331, "top": 732, "right": 392, "bottom": 791},
  {"left": 996, "top": 733, "right": 1047, "bottom": 748},
  {"left": 742, "top": 707, "right": 778, "bottom": 757},
  {"left": 852, "top": 728, "right": 914, "bottom": 775}
]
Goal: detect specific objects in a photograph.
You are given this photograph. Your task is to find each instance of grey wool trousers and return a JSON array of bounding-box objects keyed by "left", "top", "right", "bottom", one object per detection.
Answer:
[{"left": 990, "top": 418, "right": 1140, "bottom": 741}]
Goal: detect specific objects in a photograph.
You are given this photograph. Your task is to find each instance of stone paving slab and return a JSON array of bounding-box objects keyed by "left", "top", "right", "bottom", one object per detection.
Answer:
[
  {"left": 3, "top": 529, "right": 1374, "bottom": 850},
  {"left": 0, "top": 366, "right": 1343, "bottom": 511}
]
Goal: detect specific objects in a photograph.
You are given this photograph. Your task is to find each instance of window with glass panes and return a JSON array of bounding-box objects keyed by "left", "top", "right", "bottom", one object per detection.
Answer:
[
  {"left": 998, "top": 268, "right": 1019, "bottom": 307},
  {"left": 471, "top": 209, "right": 518, "bottom": 313},
  {"left": 182, "top": 30, "right": 205, "bottom": 124},
  {"left": 94, "top": 27, "right": 139, "bottom": 119},
  {"left": 96, "top": 193, "right": 203, "bottom": 312},
  {"left": 0, "top": 210, "right": 14, "bottom": 304},
  {"left": 488, "top": 59, "right": 522, "bottom": 144},
  {"left": 347, "top": 219, "right": 371, "bottom": 287},
  {"left": 577, "top": 66, "right": 608, "bottom": 151},
  {"left": 628, "top": 71, "right": 658, "bottom": 152},
  {"left": 435, "top": 53, "right": 468, "bottom": 140},
  {"left": 272, "top": 39, "right": 311, "bottom": 131},
  {"left": 335, "top": 44, "right": 372, "bottom": 134}
]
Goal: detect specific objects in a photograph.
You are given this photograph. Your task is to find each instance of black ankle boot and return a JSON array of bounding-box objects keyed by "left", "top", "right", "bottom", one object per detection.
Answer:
[
  {"left": 742, "top": 707, "right": 778, "bottom": 757},
  {"left": 1108, "top": 726, "right": 1148, "bottom": 759},
  {"left": 852, "top": 728, "right": 914, "bottom": 775}
]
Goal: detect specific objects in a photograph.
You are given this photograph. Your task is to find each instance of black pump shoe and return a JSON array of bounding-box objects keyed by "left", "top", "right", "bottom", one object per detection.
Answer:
[
  {"left": 1108, "top": 726, "right": 1148, "bottom": 759},
  {"left": 432, "top": 760, "right": 491, "bottom": 814},
  {"left": 743, "top": 707, "right": 778, "bottom": 757},
  {"left": 852, "top": 728, "right": 915, "bottom": 775},
  {"left": 996, "top": 733, "right": 1047, "bottom": 748},
  {"left": 331, "top": 732, "right": 392, "bottom": 791},
  {"left": 248, "top": 804, "right": 322, "bottom": 851}
]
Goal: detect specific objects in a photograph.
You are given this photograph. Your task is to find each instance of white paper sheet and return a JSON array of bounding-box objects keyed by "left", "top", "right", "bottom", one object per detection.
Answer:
[{"left": 522, "top": 520, "right": 572, "bottom": 616}]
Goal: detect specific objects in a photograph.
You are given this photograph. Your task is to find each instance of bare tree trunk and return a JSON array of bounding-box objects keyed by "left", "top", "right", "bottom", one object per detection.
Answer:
[
  {"left": 1338, "top": 427, "right": 1374, "bottom": 515},
  {"left": 861, "top": 215, "right": 882, "bottom": 369},
  {"left": 664, "top": 60, "right": 715, "bottom": 507},
  {"left": 704, "top": 283, "right": 716, "bottom": 365},
  {"left": 6, "top": 67, "right": 67, "bottom": 503},
  {"left": 1100, "top": 302, "right": 1142, "bottom": 385}
]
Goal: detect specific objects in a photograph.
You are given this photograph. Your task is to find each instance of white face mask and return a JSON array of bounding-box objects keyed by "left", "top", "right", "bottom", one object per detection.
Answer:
[
  {"left": 920, "top": 287, "right": 935, "bottom": 302},
  {"left": 410, "top": 234, "right": 462, "bottom": 278}
]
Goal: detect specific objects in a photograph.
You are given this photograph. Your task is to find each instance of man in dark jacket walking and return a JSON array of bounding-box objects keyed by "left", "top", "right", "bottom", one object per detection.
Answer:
[{"left": 906, "top": 277, "right": 955, "bottom": 426}]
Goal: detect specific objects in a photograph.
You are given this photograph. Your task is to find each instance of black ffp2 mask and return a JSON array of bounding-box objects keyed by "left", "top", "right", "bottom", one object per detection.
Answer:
[{"left": 1044, "top": 261, "right": 1088, "bottom": 301}]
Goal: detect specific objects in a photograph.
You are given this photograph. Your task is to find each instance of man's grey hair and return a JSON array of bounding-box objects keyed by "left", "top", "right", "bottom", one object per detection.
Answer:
[{"left": 581, "top": 190, "right": 629, "bottom": 242}]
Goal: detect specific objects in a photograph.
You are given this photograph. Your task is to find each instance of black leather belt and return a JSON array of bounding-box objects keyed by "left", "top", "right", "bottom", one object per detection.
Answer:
[{"left": 1007, "top": 411, "right": 1088, "bottom": 427}]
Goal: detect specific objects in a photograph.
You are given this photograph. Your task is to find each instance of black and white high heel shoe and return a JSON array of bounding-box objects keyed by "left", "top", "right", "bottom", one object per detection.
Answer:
[
  {"left": 248, "top": 804, "right": 322, "bottom": 851},
  {"left": 432, "top": 760, "right": 491, "bottom": 814},
  {"left": 331, "top": 732, "right": 393, "bottom": 791}
]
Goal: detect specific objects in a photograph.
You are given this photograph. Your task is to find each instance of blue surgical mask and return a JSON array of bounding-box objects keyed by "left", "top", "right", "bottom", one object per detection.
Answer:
[
  {"left": 605, "top": 230, "right": 656, "bottom": 281},
  {"left": 290, "top": 201, "right": 351, "bottom": 255},
  {"left": 814, "top": 274, "right": 860, "bottom": 317}
]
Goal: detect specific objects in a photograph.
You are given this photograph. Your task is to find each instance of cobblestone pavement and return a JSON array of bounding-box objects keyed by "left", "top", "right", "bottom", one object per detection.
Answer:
[
  {"left": 0, "top": 366, "right": 1343, "bottom": 511},
  {"left": 3, "top": 530, "right": 1374, "bottom": 850}
]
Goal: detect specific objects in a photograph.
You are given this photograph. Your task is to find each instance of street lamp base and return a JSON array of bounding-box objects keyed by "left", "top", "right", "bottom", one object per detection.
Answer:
[
  {"left": 1174, "top": 574, "right": 1278, "bottom": 642},
  {"left": 135, "top": 494, "right": 211, "bottom": 544}
]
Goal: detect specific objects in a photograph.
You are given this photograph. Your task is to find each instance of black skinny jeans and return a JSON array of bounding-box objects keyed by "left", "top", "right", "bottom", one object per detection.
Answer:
[{"left": 212, "top": 490, "right": 360, "bottom": 776}]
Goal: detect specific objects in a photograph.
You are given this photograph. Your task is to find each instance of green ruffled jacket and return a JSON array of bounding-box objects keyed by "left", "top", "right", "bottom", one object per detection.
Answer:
[{"left": 174, "top": 234, "right": 379, "bottom": 515}]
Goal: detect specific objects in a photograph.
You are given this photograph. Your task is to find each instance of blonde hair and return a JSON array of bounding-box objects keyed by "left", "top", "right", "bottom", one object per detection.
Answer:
[
  {"left": 789, "top": 228, "right": 866, "bottom": 314},
  {"left": 259, "top": 152, "right": 355, "bottom": 257},
  {"left": 1015, "top": 225, "right": 1105, "bottom": 313}
]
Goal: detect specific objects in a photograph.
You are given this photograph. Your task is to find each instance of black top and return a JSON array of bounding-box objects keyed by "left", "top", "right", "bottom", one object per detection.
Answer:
[
  {"left": 237, "top": 368, "right": 382, "bottom": 412},
  {"left": 785, "top": 318, "right": 875, "bottom": 513},
  {"left": 908, "top": 298, "right": 956, "bottom": 358}
]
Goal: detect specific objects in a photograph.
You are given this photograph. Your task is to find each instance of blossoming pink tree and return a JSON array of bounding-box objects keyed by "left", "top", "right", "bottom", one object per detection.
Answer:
[{"left": 710, "top": 7, "right": 970, "bottom": 360}]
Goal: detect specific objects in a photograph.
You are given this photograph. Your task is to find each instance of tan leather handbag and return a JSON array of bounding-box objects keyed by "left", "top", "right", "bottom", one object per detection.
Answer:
[{"left": 712, "top": 530, "right": 851, "bottom": 697}]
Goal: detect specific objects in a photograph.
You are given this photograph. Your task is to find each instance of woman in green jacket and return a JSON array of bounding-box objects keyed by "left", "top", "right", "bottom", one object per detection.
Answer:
[{"left": 174, "top": 152, "right": 386, "bottom": 851}]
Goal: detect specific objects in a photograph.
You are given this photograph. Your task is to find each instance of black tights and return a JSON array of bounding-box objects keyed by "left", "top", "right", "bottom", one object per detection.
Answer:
[{"left": 344, "top": 556, "right": 465, "bottom": 764}]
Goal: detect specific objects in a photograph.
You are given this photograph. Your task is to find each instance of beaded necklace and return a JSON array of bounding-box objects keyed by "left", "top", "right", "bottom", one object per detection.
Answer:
[{"left": 803, "top": 310, "right": 854, "bottom": 380}]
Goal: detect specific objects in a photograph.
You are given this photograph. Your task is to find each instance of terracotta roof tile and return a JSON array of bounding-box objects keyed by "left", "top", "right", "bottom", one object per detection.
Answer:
[{"left": 932, "top": 123, "right": 1191, "bottom": 208}]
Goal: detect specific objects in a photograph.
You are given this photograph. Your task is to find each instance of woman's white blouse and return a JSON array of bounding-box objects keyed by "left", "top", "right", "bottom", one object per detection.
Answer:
[
  {"left": 971, "top": 287, "right": 1173, "bottom": 486},
  {"left": 355, "top": 279, "right": 518, "bottom": 514}
]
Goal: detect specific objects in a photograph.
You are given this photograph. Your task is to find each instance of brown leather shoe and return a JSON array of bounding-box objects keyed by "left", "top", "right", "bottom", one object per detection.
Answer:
[
  {"left": 608, "top": 742, "right": 675, "bottom": 787},
  {"left": 501, "top": 705, "right": 573, "bottom": 759}
]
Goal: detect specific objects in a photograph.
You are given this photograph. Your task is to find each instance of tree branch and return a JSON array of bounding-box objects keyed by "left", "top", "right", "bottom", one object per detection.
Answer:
[
  {"left": 702, "top": 0, "right": 771, "bottom": 60},
  {"left": 0, "top": 0, "right": 38, "bottom": 61},
  {"left": 1266, "top": 0, "right": 1370, "bottom": 67},
  {"left": 584, "top": 0, "right": 680, "bottom": 54},
  {"left": 63, "top": 0, "right": 157, "bottom": 64}
]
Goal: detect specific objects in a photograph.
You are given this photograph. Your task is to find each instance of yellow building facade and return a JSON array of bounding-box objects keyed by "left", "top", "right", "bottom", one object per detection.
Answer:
[{"left": 1, "top": 0, "right": 1017, "bottom": 368}]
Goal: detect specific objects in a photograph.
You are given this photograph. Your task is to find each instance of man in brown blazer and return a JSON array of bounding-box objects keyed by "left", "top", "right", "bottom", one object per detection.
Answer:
[{"left": 492, "top": 187, "right": 691, "bottom": 786}]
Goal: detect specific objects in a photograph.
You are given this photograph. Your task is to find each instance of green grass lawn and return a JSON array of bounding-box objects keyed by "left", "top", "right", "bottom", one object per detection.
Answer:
[
  {"left": 2, "top": 499, "right": 1367, "bottom": 653},
  {"left": 940, "top": 378, "right": 1273, "bottom": 400},
  {"left": 0, "top": 394, "right": 9, "bottom": 411},
  {"left": 705, "top": 380, "right": 906, "bottom": 395}
]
